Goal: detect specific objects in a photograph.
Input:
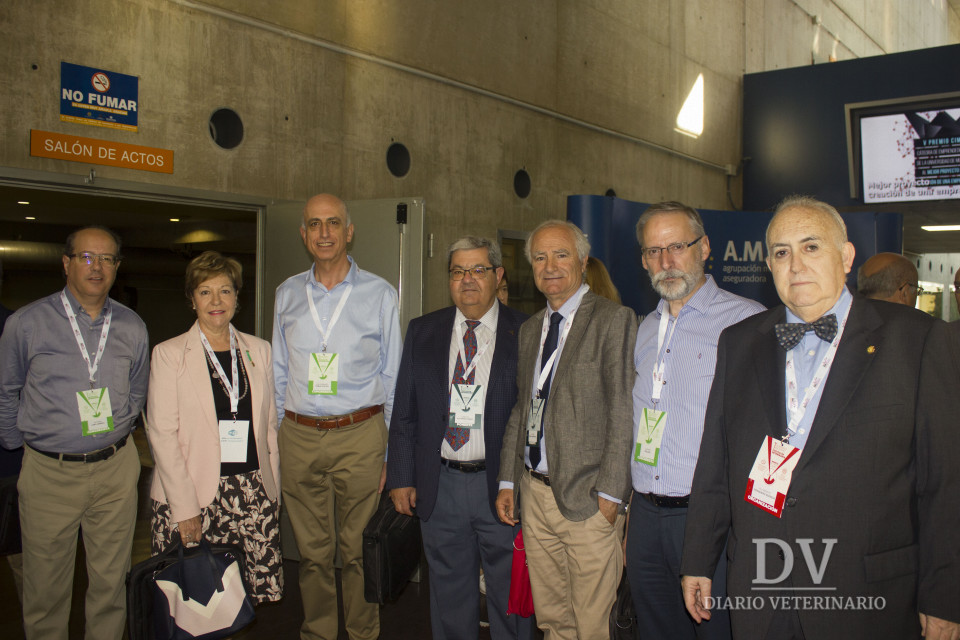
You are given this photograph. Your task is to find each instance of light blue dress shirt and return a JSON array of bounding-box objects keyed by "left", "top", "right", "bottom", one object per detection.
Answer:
[
  {"left": 781, "top": 287, "right": 853, "bottom": 450},
  {"left": 631, "top": 276, "right": 764, "bottom": 496},
  {"left": 272, "top": 257, "right": 402, "bottom": 428}
]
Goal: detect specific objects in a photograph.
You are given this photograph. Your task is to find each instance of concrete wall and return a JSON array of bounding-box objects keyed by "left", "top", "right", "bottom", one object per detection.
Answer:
[{"left": 0, "top": 0, "right": 956, "bottom": 312}]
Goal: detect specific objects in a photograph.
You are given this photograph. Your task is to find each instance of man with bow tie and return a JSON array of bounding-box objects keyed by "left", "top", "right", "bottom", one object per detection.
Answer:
[{"left": 680, "top": 196, "right": 960, "bottom": 640}]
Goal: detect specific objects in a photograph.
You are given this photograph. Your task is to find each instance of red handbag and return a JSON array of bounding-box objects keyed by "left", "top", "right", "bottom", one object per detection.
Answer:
[{"left": 506, "top": 528, "right": 534, "bottom": 617}]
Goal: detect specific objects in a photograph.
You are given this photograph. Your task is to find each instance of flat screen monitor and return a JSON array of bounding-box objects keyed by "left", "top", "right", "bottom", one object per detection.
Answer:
[{"left": 845, "top": 93, "right": 960, "bottom": 203}]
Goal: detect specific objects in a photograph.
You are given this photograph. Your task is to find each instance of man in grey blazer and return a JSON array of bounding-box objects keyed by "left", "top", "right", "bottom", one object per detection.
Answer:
[
  {"left": 496, "top": 220, "right": 637, "bottom": 640},
  {"left": 680, "top": 197, "right": 960, "bottom": 640}
]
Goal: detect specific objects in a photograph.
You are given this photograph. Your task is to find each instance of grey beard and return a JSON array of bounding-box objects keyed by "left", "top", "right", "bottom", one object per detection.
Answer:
[{"left": 651, "top": 264, "right": 703, "bottom": 301}]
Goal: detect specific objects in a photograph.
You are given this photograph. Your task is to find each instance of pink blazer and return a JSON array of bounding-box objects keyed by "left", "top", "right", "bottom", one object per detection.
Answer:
[{"left": 147, "top": 323, "right": 280, "bottom": 524}]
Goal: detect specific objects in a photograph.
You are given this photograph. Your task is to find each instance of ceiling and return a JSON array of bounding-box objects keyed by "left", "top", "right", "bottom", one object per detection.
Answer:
[
  {"left": 841, "top": 199, "right": 960, "bottom": 255},
  {"left": 0, "top": 184, "right": 258, "bottom": 262}
]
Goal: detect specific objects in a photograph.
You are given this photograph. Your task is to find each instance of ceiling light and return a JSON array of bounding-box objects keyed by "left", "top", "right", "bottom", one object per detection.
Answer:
[
  {"left": 921, "top": 225, "right": 960, "bottom": 232},
  {"left": 169, "top": 218, "right": 180, "bottom": 222},
  {"left": 675, "top": 73, "right": 704, "bottom": 138},
  {"left": 25, "top": 216, "right": 36, "bottom": 220},
  {"left": 17, "top": 201, "right": 29, "bottom": 205}
]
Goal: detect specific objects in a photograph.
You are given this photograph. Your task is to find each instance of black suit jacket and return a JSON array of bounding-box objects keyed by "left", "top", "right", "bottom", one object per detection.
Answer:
[
  {"left": 681, "top": 296, "right": 960, "bottom": 640},
  {"left": 386, "top": 302, "right": 528, "bottom": 521}
]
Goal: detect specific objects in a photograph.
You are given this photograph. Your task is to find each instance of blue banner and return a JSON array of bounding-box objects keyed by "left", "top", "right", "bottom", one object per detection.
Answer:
[
  {"left": 567, "top": 195, "right": 902, "bottom": 316},
  {"left": 60, "top": 62, "right": 139, "bottom": 132}
]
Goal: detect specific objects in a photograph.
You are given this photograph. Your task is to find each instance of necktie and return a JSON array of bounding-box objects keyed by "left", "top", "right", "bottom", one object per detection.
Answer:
[
  {"left": 445, "top": 320, "right": 480, "bottom": 451},
  {"left": 774, "top": 314, "right": 838, "bottom": 350},
  {"left": 529, "top": 312, "right": 563, "bottom": 469}
]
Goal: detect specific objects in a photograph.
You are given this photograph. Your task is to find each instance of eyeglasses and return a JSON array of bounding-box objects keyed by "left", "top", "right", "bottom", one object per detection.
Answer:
[
  {"left": 640, "top": 236, "right": 703, "bottom": 260},
  {"left": 449, "top": 266, "right": 496, "bottom": 281},
  {"left": 69, "top": 252, "right": 121, "bottom": 267},
  {"left": 900, "top": 282, "right": 924, "bottom": 296}
]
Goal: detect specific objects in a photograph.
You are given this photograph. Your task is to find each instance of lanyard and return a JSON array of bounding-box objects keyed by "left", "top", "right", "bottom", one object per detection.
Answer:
[
  {"left": 305, "top": 281, "right": 352, "bottom": 352},
  {"left": 764, "top": 436, "right": 801, "bottom": 483},
  {"left": 783, "top": 307, "right": 850, "bottom": 436},
  {"left": 535, "top": 307, "right": 578, "bottom": 395},
  {"left": 651, "top": 309, "right": 680, "bottom": 404},
  {"left": 198, "top": 324, "right": 240, "bottom": 415},
  {"left": 60, "top": 291, "right": 112, "bottom": 387},
  {"left": 453, "top": 320, "right": 493, "bottom": 386}
]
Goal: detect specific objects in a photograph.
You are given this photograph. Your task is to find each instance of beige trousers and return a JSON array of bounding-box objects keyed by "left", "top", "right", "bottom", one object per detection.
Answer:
[
  {"left": 19, "top": 441, "right": 140, "bottom": 640},
  {"left": 280, "top": 414, "right": 387, "bottom": 640},
  {"left": 520, "top": 471, "right": 624, "bottom": 640}
]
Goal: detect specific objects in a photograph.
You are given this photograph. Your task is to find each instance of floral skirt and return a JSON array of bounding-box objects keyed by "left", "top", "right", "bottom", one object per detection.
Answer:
[{"left": 150, "top": 469, "right": 284, "bottom": 603}]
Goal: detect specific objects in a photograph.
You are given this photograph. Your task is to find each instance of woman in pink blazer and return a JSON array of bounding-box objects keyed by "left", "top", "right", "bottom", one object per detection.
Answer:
[{"left": 147, "top": 251, "right": 282, "bottom": 603}]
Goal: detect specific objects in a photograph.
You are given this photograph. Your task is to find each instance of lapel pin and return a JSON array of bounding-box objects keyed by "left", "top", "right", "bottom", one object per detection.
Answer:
[{"left": 866, "top": 345, "right": 876, "bottom": 354}]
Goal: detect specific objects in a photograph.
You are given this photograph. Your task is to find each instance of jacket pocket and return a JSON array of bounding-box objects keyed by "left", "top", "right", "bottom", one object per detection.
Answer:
[{"left": 863, "top": 544, "right": 918, "bottom": 583}]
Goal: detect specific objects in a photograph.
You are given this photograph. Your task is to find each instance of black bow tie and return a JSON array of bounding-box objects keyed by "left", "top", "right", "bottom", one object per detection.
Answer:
[{"left": 774, "top": 314, "right": 838, "bottom": 351}]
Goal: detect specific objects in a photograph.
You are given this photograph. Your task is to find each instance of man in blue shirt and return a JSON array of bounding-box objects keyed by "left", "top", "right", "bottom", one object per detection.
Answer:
[
  {"left": 273, "top": 194, "right": 402, "bottom": 640},
  {"left": 628, "top": 202, "right": 763, "bottom": 639},
  {"left": 0, "top": 226, "right": 148, "bottom": 640},
  {"left": 681, "top": 197, "right": 960, "bottom": 640}
]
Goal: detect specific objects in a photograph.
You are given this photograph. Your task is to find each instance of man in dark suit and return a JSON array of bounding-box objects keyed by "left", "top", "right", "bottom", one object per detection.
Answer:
[
  {"left": 496, "top": 220, "right": 637, "bottom": 640},
  {"left": 680, "top": 196, "right": 960, "bottom": 640},
  {"left": 387, "top": 236, "right": 531, "bottom": 640}
]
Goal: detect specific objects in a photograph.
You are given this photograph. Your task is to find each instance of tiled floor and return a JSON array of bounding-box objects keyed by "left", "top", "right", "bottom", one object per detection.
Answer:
[{"left": 0, "top": 432, "right": 502, "bottom": 639}]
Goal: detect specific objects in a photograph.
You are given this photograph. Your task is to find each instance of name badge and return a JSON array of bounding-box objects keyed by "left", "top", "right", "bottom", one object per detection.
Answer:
[
  {"left": 308, "top": 352, "right": 338, "bottom": 395},
  {"left": 77, "top": 388, "right": 115, "bottom": 436},
  {"left": 634, "top": 407, "right": 667, "bottom": 466},
  {"left": 219, "top": 420, "right": 250, "bottom": 463},
  {"left": 744, "top": 436, "right": 802, "bottom": 518},
  {"left": 449, "top": 383, "right": 483, "bottom": 429},
  {"left": 526, "top": 398, "right": 545, "bottom": 445}
]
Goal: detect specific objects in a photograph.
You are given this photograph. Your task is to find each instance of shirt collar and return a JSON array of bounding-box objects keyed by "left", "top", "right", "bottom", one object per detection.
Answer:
[
  {"left": 454, "top": 300, "right": 499, "bottom": 334},
  {"left": 548, "top": 282, "right": 590, "bottom": 318},
  {"left": 654, "top": 274, "right": 718, "bottom": 319},
  {"left": 306, "top": 255, "right": 357, "bottom": 290},
  {"left": 61, "top": 286, "right": 110, "bottom": 321},
  {"left": 785, "top": 286, "right": 853, "bottom": 325}
]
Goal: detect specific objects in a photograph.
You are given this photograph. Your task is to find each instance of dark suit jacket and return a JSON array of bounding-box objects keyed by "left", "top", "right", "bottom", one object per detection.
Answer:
[
  {"left": 386, "top": 302, "right": 528, "bottom": 522},
  {"left": 681, "top": 296, "right": 960, "bottom": 640},
  {"left": 498, "top": 291, "right": 638, "bottom": 521}
]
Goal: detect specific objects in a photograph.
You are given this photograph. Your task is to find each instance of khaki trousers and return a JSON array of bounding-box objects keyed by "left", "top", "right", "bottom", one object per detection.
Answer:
[
  {"left": 19, "top": 440, "right": 140, "bottom": 640},
  {"left": 280, "top": 414, "right": 387, "bottom": 640},
  {"left": 520, "top": 471, "right": 624, "bottom": 640}
]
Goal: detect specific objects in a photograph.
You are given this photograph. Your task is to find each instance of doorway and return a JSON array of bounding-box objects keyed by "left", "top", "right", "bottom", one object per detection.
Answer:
[{"left": 0, "top": 183, "right": 260, "bottom": 347}]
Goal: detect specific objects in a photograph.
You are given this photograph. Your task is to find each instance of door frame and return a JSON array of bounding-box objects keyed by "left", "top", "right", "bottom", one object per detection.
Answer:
[{"left": 0, "top": 166, "right": 272, "bottom": 334}]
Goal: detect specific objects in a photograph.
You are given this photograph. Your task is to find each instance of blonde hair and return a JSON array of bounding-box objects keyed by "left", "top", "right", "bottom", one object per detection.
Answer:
[{"left": 585, "top": 256, "right": 620, "bottom": 304}]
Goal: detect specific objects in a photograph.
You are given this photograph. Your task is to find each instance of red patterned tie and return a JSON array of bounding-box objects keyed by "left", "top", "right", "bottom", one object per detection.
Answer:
[{"left": 446, "top": 320, "right": 480, "bottom": 450}]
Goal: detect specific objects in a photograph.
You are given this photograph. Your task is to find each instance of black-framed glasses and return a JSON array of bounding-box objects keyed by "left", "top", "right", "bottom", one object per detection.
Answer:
[
  {"left": 69, "top": 252, "right": 121, "bottom": 267},
  {"left": 899, "top": 282, "right": 924, "bottom": 296},
  {"left": 449, "top": 266, "right": 496, "bottom": 281},
  {"left": 641, "top": 236, "right": 703, "bottom": 260}
]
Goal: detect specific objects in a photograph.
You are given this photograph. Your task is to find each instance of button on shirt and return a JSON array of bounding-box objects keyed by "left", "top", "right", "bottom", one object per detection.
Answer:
[
  {"left": 272, "top": 256, "right": 402, "bottom": 427},
  {"left": 632, "top": 276, "right": 764, "bottom": 496},
  {"left": 443, "top": 303, "right": 498, "bottom": 461},
  {"left": 781, "top": 287, "right": 853, "bottom": 450},
  {"left": 0, "top": 288, "right": 149, "bottom": 453}
]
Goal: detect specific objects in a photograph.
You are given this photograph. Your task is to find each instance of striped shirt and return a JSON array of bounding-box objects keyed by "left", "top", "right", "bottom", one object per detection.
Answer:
[{"left": 631, "top": 275, "right": 764, "bottom": 496}]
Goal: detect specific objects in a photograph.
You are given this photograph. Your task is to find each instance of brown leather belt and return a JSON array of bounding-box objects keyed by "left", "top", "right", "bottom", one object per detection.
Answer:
[
  {"left": 527, "top": 468, "right": 551, "bottom": 486},
  {"left": 285, "top": 405, "right": 383, "bottom": 430}
]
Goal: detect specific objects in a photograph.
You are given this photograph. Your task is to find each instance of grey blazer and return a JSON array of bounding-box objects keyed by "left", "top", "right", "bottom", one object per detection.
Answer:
[{"left": 498, "top": 290, "right": 638, "bottom": 522}]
